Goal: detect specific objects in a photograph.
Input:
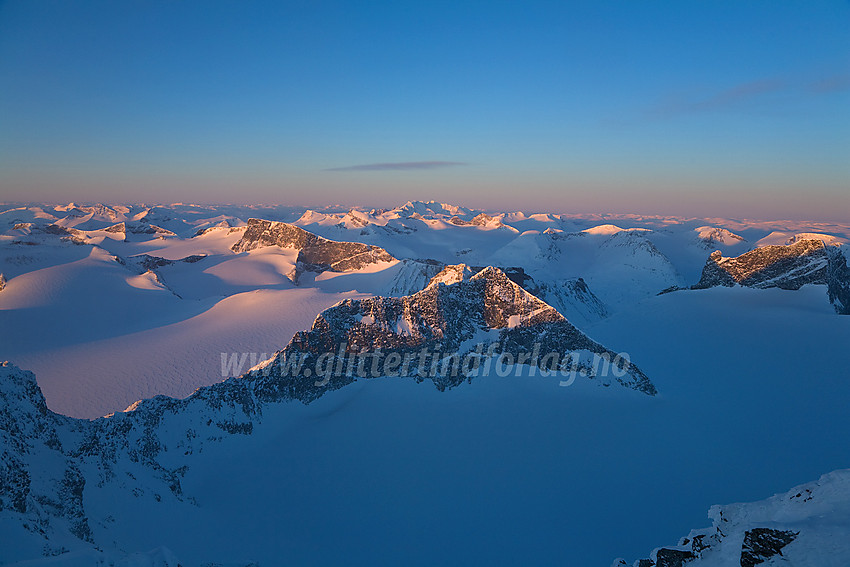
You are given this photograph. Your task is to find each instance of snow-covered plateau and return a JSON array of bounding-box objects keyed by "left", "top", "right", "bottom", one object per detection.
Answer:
[{"left": 1, "top": 201, "right": 849, "bottom": 566}]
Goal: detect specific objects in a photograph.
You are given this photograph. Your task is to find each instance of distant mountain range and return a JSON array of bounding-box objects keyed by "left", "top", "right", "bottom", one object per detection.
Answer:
[{"left": 1, "top": 201, "right": 849, "bottom": 565}]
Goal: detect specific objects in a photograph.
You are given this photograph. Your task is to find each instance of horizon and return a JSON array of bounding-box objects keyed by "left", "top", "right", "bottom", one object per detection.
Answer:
[
  {"left": 1, "top": 1, "right": 848, "bottom": 221},
  {"left": 1, "top": 198, "right": 849, "bottom": 225}
]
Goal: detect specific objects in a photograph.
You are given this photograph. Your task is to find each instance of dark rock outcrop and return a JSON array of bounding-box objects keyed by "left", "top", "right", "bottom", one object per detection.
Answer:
[
  {"left": 102, "top": 222, "right": 175, "bottom": 238},
  {"left": 826, "top": 246, "right": 850, "bottom": 314},
  {"left": 618, "top": 469, "right": 850, "bottom": 567},
  {"left": 128, "top": 253, "right": 206, "bottom": 272},
  {"left": 426, "top": 264, "right": 608, "bottom": 324},
  {"left": 694, "top": 240, "right": 828, "bottom": 290},
  {"left": 740, "top": 528, "right": 797, "bottom": 567},
  {"left": 231, "top": 218, "right": 395, "bottom": 280},
  {"left": 654, "top": 548, "right": 695, "bottom": 567},
  {"left": 691, "top": 239, "right": 850, "bottom": 314},
  {"left": 252, "top": 266, "right": 654, "bottom": 398}
]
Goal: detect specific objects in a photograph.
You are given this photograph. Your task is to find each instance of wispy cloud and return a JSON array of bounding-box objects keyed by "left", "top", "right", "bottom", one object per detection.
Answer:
[
  {"left": 647, "top": 78, "right": 787, "bottom": 119},
  {"left": 644, "top": 71, "right": 849, "bottom": 121},
  {"left": 324, "top": 161, "right": 467, "bottom": 172},
  {"left": 808, "top": 73, "right": 850, "bottom": 94}
]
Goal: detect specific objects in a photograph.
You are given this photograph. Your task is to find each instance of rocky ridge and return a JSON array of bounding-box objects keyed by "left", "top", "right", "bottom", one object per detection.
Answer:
[
  {"left": 252, "top": 265, "right": 653, "bottom": 398},
  {"left": 614, "top": 469, "right": 850, "bottom": 567},
  {"left": 231, "top": 218, "right": 396, "bottom": 281},
  {"left": 691, "top": 239, "right": 850, "bottom": 314}
]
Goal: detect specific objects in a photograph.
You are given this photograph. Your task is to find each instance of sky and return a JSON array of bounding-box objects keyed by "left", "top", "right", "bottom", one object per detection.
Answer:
[{"left": 0, "top": 0, "right": 848, "bottom": 219}]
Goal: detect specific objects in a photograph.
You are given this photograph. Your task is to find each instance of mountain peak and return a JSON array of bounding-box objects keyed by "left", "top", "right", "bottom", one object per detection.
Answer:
[
  {"left": 696, "top": 238, "right": 828, "bottom": 290},
  {"left": 231, "top": 218, "right": 395, "bottom": 277},
  {"left": 253, "top": 265, "right": 654, "bottom": 398}
]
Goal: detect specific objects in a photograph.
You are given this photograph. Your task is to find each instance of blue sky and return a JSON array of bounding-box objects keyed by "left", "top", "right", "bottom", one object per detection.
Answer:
[{"left": 0, "top": 0, "right": 848, "bottom": 219}]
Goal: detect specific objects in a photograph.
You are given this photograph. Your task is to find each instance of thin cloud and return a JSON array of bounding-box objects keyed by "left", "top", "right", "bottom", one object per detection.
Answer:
[
  {"left": 325, "top": 161, "right": 467, "bottom": 172},
  {"left": 691, "top": 78, "right": 787, "bottom": 111},
  {"left": 808, "top": 73, "right": 850, "bottom": 94},
  {"left": 647, "top": 78, "right": 787, "bottom": 119}
]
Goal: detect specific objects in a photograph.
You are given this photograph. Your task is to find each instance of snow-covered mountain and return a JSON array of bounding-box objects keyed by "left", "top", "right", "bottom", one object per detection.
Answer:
[
  {"left": 418, "top": 263, "right": 609, "bottom": 326},
  {"left": 231, "top": 218, "right": 395, "bottom": 282},
  {"left": 2, "top": 201, "right": 849, "bottom": 418},
  {"left": 0, "top": 267, "right": 654, "bottom": 563},
  {"left": 2, "top": 201, "right": 850, "bottom": 565},
  {"left": 695, "top": 239, "right": 830, "bottom": 289},
  {"left": 615, "top": 469, "right": 850, "bottom": 567},
  {"left": 253, "top": 265, "right": 654, "bottom": 397},
  {"left": 690, "top": 238, "right": 850, "bottom": 314}
]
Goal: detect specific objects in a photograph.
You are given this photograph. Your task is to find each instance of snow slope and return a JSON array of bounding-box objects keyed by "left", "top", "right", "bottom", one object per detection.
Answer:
[
  {"left": 2, "top": 278, "right": 849, "bottom": 565},
  {"left": 2, "top": 201, "right": 849, "bottom": 422}
]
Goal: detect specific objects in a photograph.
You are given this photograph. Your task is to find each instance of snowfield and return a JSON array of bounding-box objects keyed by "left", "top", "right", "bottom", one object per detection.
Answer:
[{"left": 1, "top": 201, "right": 849, "bottom": 566}]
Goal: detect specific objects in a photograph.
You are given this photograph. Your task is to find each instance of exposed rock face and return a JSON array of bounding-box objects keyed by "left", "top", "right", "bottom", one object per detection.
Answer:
[
  {"left": 0, "top": 273, "right": 5, "bottom": 292},
  {"left": 653, "top": 548, "right": 695, "bottom": 567},
  {"left": 0, "top": 360, "right": 269, "bottom": 556},
  {"left": 695, "top": 239, "right": 828, "bottom": 290},
  {"left": 102, "top": 222, "right": 175, "bottom": 238},
  {"left": 448, "top": 213, "right": 506, "bottom": 228},
  {"left": 425, "top": 264, "right": 608, "bottom": 325},
  {"left": 253, "top": 266, "right": 655, "bottom": 398},
  {"left": 128, "top": 253, "right": 206, "bottom": 273},
  {"left": 740, "top": 528, "right": 798, "bottom": 567},
  {"left": 619, "top": 469, "right": 850, "bottom": 567},
  {"left": 692, "top": 239, "right": 850, "bottom": 314},
  {"left": 231, "top": 218, "right": 395, "bottom": 278},
  {"left": 0, "top": 363, "right": 93, "bottom": 547},
  {"left": 43, "top": 224, "right": 73, "bottom": 236},
  {"left": 826, "top": 246, "right": 850, "bottom": 315}
]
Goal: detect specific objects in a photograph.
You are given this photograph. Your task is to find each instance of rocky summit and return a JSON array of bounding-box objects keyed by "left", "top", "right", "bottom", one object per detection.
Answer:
[
  {"left": 252, "top": 265, "right": 655, "bottom": 399},
  {"left": 692, "top": 239, "right": 850, "bottom": 314},
  {"left": 232, "top": 218, "right": 395, "bottom": 277}
]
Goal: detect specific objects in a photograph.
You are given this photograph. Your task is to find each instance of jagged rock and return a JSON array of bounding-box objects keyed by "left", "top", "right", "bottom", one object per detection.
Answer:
[
  {"left": 231, "top": 218, "right": 395, "bottom": 280},
  {"left": 130, "top": 223, "right": 175, "bottom": 236},
  {"left": 252, "top": 266, "right": 655, "bottom": 398},
  {"left": 618, "top": 469, "right": 850, "bottom": 567},
  {"left": 691, "top": 239, "right": 850, "bottom": 314},
  {"left": 102, "top": 222, "right": 175, "bottom": 238},
  {"left": 740, "top": 528, "right": 797, "bottom": 567},
  {"left": 0, "top": 272, "right": 5, "bottom": 292},
  {"left": 694, "top": 240, "right": 828, "bottom": 290},
  {"left": 425, "top": 264, "right": 608, "bottom": 325},
  {"left": 826, "top": 246, "right": 850, "bottom": 314},
  {"left": 654, "top": 548, "right": 695, "bottom": 567},
  {"left": 448, "top": 213, "right": 506, "bottom": 228},
  {"left": 42, "top": 224, "right": 72, "bottom": 236},
  {"left": 0, "top": 362, "right": 91, "bottom": 543},
  {"left": 128, "top": 253, "right": 206, "bottom": 273}
]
